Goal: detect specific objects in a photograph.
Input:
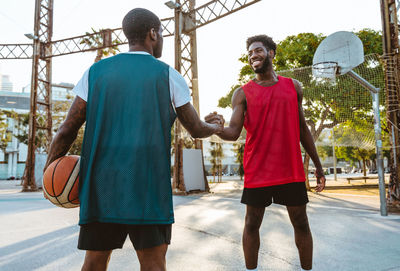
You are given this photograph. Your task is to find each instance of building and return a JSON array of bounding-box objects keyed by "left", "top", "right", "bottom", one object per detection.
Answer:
[
  {"left": 0, "top": 75, "right": 13, "bottom": 92},
  {"left": 203, "top": 136, "right": 241, "bottom": 176},
  {"left": 0, "top": 83, "right": 74, "bottom": 179}
]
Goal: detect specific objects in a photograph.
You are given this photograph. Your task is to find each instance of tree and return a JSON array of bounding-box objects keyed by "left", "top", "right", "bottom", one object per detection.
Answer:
[
  {"left": 218, "top": 29, "right": 384, "bottom": 190},
  {"left": 231, "top": 129, "right": 246, "bottom": 180},
  {"left": 0, "top": 110, "right": 13, "bottom": 153},
  {"left": 80, "top": 28, "right": 121, "bottom": 63},
  {"left": 7, "top": 90, "right": 84, "bottom": 156},
  {"left": 335, "top": 146, "right": 360, "bottom": 168},
  {"left": 333, "top": 116, "right": 390, "bottom": 175},
  {"left": 12, "top": 112, "right": 48, "bottom": 153},
  {"left": 233, "top": 142, "right": 245, "bottom": 180},
  {"left": 209, "top": 142, "right": 223, "bottom": 182},
  {"left": 52, "top": 95, "right": 84, "bottom": 155},
  {"left": 274, "top": 33, "right": 325, "bottom": 71},
  {"left": 12, "top": 113, "right": 29, "bottom": 145},
  {"left": 219, "top": 29, "right": 382, "bottom": 108},
  {"left": 316, "top": 145, "right": 332, "bottom": 162}
]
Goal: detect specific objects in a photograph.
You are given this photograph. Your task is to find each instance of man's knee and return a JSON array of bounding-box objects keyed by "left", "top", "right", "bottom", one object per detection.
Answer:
[
  {"left": 292, "top": 215, "right": 310, "bottom": 233},
  {"left": 244, "top": 209, "right": 264, "bottom": 232},
  {"left": 82, "top": 250, "right": 112, "bottom": 271},
  {"left": 136, "top": 244, "right": 167, "bottom": 271},
  {"left": 287, "top": 206, "right": 310, "bottom": 233}
]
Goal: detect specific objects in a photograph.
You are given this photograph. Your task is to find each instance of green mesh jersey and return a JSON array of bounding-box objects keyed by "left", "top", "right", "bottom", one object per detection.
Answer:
[{"left": 79, "top": 53, "right": 176, "bottom": 225}]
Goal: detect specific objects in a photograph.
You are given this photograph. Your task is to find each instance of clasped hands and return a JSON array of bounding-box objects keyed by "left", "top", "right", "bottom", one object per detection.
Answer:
[{"left": 205, "top": 111, "right": 225, "bottom": 134}]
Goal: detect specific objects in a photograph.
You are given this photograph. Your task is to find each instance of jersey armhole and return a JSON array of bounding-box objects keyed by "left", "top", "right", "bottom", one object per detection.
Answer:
[
  {"left": 167, "top": 67, "right": 177, "bottom": 115},
  {"left": 290, "top": 78, "right": 302, "bottom": 103},
  {"left": 168, "top": 66, "right": 191, "bottom": 113}
]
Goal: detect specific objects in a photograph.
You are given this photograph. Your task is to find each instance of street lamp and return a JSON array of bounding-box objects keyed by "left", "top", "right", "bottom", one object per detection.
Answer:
[
  {"left": 165, "top": 1, "right": 181, "bottom": 9},
  {"left": 24, "top": 33, "right": 39, "bottom": 40}
]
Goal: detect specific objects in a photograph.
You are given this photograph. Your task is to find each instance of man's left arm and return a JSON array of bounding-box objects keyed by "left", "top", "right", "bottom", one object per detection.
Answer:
[{"left": 293, "top": 79, "right": 326, "bottom": 192}]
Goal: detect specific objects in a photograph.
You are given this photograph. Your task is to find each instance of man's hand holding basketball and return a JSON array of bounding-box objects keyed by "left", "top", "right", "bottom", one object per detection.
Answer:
[{"left": 314, "top": 168, "right": 326, "bottom": 192}]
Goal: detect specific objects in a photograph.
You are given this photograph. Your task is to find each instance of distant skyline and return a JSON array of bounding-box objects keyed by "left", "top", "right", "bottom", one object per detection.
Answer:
[{"left": 0, "top": 0, "right": 383, "bottom": 118}]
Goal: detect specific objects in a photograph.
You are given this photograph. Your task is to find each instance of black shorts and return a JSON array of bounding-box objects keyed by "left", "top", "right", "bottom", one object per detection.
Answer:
[
  {"left": 78, "top": 222, "right": 172, "bottom": 251},
  {"left": 241, "top": 182, "right": 309, "bottom": 207}
]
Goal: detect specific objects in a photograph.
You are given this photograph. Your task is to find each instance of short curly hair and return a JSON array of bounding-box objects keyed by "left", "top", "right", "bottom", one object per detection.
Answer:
[
  {"left": 122, "top": 8, "right": 161, "bottom": 45},
  {"left": 246, "top": 35, "right": 276, "bottom": 54}
]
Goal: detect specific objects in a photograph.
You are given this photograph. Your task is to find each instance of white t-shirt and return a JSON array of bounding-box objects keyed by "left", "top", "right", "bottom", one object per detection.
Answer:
[{"left": 72, "top": 51, "right": 191, "bottom": 109}]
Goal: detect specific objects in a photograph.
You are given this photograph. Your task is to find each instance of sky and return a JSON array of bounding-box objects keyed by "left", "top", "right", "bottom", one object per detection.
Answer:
[{"left": 0, "top": 0, "right": 383, "bottom": 119}]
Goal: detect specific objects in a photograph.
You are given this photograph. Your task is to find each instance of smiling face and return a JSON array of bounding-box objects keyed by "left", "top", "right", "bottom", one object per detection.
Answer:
[{"left": 248, "top": 41, "right": 272, "bottom": 74}]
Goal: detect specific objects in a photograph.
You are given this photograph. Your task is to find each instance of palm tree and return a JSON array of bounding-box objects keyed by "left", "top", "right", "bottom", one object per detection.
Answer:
[{"left": 209, "top": 142, "right": 224, "bottom": 182}]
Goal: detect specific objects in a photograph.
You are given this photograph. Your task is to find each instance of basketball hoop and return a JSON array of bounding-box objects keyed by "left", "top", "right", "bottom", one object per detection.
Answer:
[
  {"left": 312, "top": 31, "right": 364, "bottom": 83},
  {"left": 312, "top": 61, "right": 339, "bottom": 84},
  {"left": 312, "top": 61, "right": 339, "bottom": 77},
  {"left": 311, "top": 30, "right": 387, "bottom": 216}
]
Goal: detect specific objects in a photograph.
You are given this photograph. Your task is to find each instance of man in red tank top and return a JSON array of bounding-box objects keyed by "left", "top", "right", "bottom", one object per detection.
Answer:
[{"left": 206, "top": 35, "right": 326, "bottom": 271}]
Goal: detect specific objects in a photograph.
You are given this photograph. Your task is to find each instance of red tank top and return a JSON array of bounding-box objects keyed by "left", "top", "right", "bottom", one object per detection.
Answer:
[{"left": 242, "top": 76, "right": 306, "bottom": 188}]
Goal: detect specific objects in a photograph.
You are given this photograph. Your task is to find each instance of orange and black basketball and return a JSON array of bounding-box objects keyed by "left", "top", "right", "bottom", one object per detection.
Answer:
[{"left": 43, "top": 155, "right": 80, "bottom": 208}]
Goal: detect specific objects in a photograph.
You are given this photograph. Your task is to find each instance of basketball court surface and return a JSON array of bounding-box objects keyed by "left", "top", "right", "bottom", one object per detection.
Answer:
[{"left": 0, "top": 179, "right": 399, "bottom": 271}]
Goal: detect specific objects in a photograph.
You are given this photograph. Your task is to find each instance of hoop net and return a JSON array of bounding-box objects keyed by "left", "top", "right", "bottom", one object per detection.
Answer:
[{"left": 312, "top": 61, "right": 338, "bottom": 84}]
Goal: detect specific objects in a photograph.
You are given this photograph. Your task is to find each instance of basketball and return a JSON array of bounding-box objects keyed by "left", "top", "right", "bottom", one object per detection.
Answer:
[{"left": 43, "top": 155, "right": 80, "bottom": 208}]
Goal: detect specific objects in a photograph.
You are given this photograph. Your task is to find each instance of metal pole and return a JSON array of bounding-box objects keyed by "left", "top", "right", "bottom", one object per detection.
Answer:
[
  {"left": 23, "top": 0, "right": 42, "bottom": 191},
  {"left": 347, "top": 70, "right": 387, "bottom": 216},
  {"left": 347, "top": 70, "right": 379, "bottom": 94},
  {"left": 172, "top": 1, "right": 183, "bottom": 192},
  {"left": 188, "top": 1, "right": 202, "bottom": 150},
  {"left": 380, "top": 0, "right": 400, "bottom": 211},
  {"left": 393, "top": 125, "right": 397, "bottom": 168},
  {"left": 188, "top": 1, "right": 200, "bottom": 114},
  {"left": 372, "top": 92, "right": 388, "bottom": 216},
  {"left": 187, "top": 0, "right": 209, "bottom": 191},
  {"left": 332, "top": 129, "right": 337, "bottom": 181}
]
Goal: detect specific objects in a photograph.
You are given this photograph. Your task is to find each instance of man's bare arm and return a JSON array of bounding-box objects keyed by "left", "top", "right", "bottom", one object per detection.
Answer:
[
  {"left": 293, "top": 79, "right": 325, "bottom": 191},
  {"left": 206, "top": 87, "right": 246, "bottom": 141},
  {"left": 176, "top": 102, "right": 223, "bottom": 138},
  {"left": 44, "top": 96, "right": 87, "bottom": 170}
]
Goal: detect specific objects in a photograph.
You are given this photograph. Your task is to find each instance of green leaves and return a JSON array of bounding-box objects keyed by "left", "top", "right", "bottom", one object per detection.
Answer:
[
  {"left": 218, "top": 29, "right": 385, "bottom": 168},
  {"left": 208, "top": 141, "right": 224, "bottom": 181},
  {"left": 275, "top": 33, "right": 325, "bottom": 71},
  {"left": 0, "top": 110, "right": 12, "bottom": 151},
  {"left": 80, "top": 27, "right": 121, "bottom": 63},
  {"left": 217, "top": 84, "right": 240, "bottom": 109},
  {"left": 218, "top": 29, "right": 382, "bottom": 109}
]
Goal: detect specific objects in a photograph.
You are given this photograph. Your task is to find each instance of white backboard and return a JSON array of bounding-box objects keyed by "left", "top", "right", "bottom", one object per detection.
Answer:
[{"left": 313, "top": 31, "right": 364, "bottom": 77}]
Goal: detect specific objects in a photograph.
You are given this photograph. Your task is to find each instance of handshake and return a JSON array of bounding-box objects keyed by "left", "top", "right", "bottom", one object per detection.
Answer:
[{"left": 205, "top": 111, "right": 225, "bottom": 134}]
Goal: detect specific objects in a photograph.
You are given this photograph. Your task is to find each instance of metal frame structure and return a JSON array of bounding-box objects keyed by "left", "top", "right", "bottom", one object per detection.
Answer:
[
  {"left": 173, "top": 0, "right": 205, "bottom": 192},
  {"left": 380, "top": 0, "right": 400, "bottom": 209},
  {"left": 23, "top": 0, "right": 54, "bottom": 191},
  {"left": 0, "top": 0, "right": 261, "bottom": 191}
]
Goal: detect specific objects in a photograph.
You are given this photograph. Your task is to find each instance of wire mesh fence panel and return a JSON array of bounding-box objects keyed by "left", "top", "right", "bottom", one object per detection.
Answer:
[
  {"left": 191, "top": 54, "right": 389, "bottom": 178},
  {"left": 278, "top": 54, "right": 387, "bottom": 152}
]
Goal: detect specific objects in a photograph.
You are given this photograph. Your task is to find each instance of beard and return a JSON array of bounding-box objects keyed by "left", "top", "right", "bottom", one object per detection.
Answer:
[{"left": 253, "top": 57, "right": 271, "bottom": 74}]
